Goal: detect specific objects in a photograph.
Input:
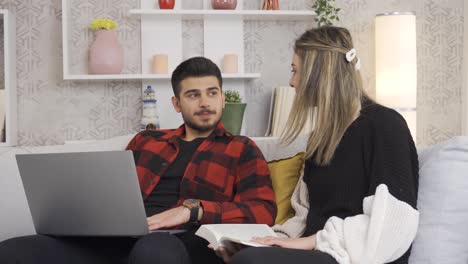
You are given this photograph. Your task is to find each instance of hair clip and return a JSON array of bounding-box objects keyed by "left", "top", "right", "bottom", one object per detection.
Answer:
[
  {"left": 346, "top": 48, "right": 356, "bottom": 62},
  {"left": 346, "top": 48, "right": 360, "bottom": 71},
  {"left": 355, "top": 58, "right": 361, "bottom": 70}
]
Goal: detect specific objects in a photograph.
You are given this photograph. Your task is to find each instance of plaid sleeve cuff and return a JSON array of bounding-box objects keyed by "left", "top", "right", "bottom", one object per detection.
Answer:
[{"left": 199, "top": 200, "right": 223, "bottom": 224}]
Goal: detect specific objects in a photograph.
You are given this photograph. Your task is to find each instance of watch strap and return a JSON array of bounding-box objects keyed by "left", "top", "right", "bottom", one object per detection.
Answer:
[{"left": 189, "top": 206, "right": 199, "bottom": 223}]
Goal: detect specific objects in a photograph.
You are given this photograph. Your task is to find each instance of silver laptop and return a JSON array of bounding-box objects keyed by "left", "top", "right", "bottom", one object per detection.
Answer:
[{"left": 16, "top": 151, "right": 184, "bottom": 237}]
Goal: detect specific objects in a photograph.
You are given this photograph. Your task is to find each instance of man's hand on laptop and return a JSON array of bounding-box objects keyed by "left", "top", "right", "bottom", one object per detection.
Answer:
[{"left": 147, "top": 206, "right": 190, "bottom": 230}]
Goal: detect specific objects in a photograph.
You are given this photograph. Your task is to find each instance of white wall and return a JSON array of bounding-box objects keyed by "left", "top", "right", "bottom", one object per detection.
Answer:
[
  {"left": 0, "top": 0, "right": 465, "bottom": 147},
  {"left": 464, "top": 3, "right": 468, "bottom": 135}
]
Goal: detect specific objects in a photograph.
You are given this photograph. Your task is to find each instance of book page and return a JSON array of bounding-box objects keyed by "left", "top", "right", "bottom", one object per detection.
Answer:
[
  {"left": 274, "top": 87, "right": 285, "bottom": 136},
  {"left": 271, "top": 88, "right": 281, "bottom": 137},
  {"left": 272, "top": 87, "right": 285, "bottom": 136},
  {"left": 264, "top": 86, "right": 314, "bottom": 138},
  {"left": 280, "top": 87, "right": 295, "bottom": 134},
  {"left": 195, "top": 225, "right": 223, "bottom": 248},
  {"left": 220, "top": 237, "right": 272, "bottom": 248},
  {"left": 272, "top": 87, "right": 296, "bottom": 137},
  {"left": 264, "top": 87, "right": 277, "bottom": 136},
  {"left": 196, "top": 224, "right": 277, "bottom": 249}
]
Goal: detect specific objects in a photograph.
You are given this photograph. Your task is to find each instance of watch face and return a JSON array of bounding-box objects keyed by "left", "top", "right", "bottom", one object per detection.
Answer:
[{"left": 184, "top": 199, "right": 200, "bottom": 208}]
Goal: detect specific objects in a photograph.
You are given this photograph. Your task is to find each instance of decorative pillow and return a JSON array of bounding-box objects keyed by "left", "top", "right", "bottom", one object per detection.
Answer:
[
  {"left": 268, "top": 152, "right": 304, "bottom": 225},
  {"left": 253, "top": 136, "right": 307, "bottom": 162},
  {"left": 409, "top": 136, "right": 468, "bottom": 264}
]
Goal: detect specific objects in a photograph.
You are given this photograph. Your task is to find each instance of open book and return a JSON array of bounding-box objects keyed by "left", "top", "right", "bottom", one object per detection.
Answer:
[
  {"left": 265, "top": 86, "right": 313, "bottom": 137},
  {"left": 195, "top": 224, "right": 277, "bottom": 250}
]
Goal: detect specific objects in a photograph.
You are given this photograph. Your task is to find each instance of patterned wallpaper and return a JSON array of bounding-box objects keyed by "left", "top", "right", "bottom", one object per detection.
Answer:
[
  {"left": 340, "top": 0, "right": 465, "bottom": 146},
  {"left": 0, "top": 0, "right": 464, "bottom": 147},
  {"left": 0, "top": 0, "right": 142, "bottom": 146},
  {"left": 0, "top": 18, "right": 4, "bottom": 91}
]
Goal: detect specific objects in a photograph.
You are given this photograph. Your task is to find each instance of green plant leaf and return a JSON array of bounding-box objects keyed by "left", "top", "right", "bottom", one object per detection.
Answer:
[
  {"left": 312, "top": 0, "right": 340, "bottom": 26},
  {"left": 224, "top": 90, "right": 242, "bottom": 103}
]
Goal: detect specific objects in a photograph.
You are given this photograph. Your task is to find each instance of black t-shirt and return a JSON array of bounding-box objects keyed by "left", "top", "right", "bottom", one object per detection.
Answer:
[{"left": 144, "top": 137, "right": 205, "bottom": 217}]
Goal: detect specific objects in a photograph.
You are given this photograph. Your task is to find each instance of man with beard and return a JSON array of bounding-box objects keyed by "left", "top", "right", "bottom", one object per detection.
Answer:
[{"left": 0, "top": 57, "right": 276, "bottom": 264}]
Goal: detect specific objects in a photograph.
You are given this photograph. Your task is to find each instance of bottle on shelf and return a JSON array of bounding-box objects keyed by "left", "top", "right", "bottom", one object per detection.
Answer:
[
  {"left": 262, "top": 0, "right": 279, "bottom": 10},
  {"left": 141, "top": 85, "right": 160, "bottom": 130},
  {"left": 159, "top": 0, "right": 175, "bottom": 9}
]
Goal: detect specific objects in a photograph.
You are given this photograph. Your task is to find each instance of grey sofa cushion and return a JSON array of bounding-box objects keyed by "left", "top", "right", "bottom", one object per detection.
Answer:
[
  {"left": 410, "top": 136, "right": 468, "bottom": 264},
  {"left": 0, "top": 148, "right": 36, "bottom": 241}
]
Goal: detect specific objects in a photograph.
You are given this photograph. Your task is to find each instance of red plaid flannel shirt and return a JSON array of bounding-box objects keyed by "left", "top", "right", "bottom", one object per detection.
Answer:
[{"left": 126, "top": 122, "right": 277, "bottom": 225}]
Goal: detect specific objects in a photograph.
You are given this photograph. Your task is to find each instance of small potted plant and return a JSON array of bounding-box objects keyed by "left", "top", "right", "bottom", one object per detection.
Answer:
[
  {"left": 88, "top": 18, "right": 123, "bottom": 74},
  {"left": 311, "top": 0, "right": 341, "bottom": 26},
  {"left": 221, "top": 90, "right": 246, "bottom": 135}
]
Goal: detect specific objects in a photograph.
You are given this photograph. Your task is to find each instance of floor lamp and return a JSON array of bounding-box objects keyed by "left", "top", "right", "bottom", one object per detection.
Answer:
[{"left": 375, "top": 12, "right": 417, "bottom": 141}]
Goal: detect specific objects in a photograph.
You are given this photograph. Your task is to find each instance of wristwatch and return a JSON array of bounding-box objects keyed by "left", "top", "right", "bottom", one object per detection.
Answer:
[{"left": 182, "top": 199, "right": 200, "bottom": 223}]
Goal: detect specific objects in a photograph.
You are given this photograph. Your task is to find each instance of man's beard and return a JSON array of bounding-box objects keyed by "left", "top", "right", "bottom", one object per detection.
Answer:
[{"left": 181, "top": 110, "right": 221, "bottom": 133}]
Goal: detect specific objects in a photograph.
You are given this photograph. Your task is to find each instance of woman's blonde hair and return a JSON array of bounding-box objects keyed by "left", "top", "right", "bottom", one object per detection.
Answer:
[{"left": 282, "top": 26, "right": 372, "bottom": 166}]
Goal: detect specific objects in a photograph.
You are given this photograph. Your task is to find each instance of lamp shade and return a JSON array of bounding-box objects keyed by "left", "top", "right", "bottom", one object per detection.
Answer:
[{"left": 375, "top": 12, "right": 417, "bottom": 139}]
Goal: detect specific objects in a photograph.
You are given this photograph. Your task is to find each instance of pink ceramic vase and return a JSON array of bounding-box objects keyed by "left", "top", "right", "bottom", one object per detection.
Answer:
[{"left": 89, "top": 29, "right": 124, "bottom": 74}]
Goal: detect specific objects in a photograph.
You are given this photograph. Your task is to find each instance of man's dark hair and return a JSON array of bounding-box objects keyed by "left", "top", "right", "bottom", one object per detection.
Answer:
[{"left": 171, "top": 57, "right": 223, "bottom": 97}]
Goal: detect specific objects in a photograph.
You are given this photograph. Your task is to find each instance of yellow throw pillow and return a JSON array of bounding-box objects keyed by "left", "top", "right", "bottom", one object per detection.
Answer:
[{"left": 268, "top": 152, "right": 304, "bottom": 225}]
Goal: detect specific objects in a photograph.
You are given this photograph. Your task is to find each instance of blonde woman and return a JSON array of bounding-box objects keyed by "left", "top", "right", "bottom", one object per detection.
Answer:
[{"left": 217, "top": 27, "right": 419, "bottom": 264}]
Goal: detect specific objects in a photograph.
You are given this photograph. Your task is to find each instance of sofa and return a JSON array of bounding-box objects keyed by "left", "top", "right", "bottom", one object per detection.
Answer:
[{"left": 0, "top": 134, "right": 467, "bottom": 264}]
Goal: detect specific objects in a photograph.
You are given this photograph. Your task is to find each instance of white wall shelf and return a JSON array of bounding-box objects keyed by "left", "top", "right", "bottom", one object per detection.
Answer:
[
  {"left": 64, "top": 73, "right": 261, "bottom": 81},
  {"left": 0, "top": 10, "right": 16, "bottom": 147},
  {"left": 61, "top": 0, "right": 313, "bottom": 129},
  {"left": 64, "top": 74, "right": 170, "bottom": 81},
  {"left": 129, "top": 9, "right": 316, "bottom": 21}
]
